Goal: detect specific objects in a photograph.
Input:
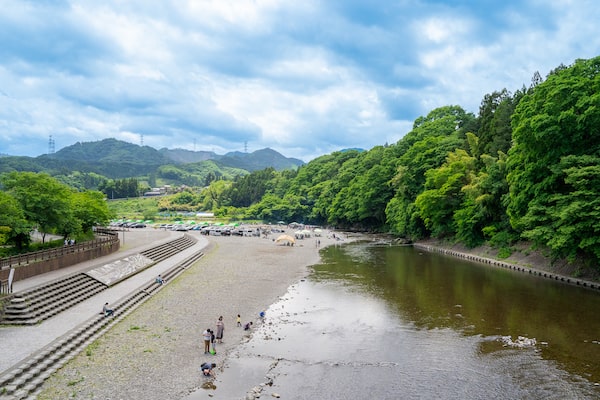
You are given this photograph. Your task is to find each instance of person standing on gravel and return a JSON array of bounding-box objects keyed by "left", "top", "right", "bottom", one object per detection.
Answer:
[
  {"left": 216, "top": 316, "right": 224, "bottom": 343},
  {"left": 202, "top": 328, "right": 211, "bottom": 354}
]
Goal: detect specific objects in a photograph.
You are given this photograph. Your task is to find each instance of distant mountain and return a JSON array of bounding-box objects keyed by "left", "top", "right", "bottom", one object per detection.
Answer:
[
  {"left": 219, "top": 148, "right": 304, "bottom": 171},
  {"left": 339, "top": 147, "right": 365, "bottom": 153},
  {"left": 158, "top": 148, "right": 218, "bottom": 163},
  {"left": 50, "top": 138, "right": 171, "bottom": 165},
  {"left": 159, "top": 146, "right": 304, "bottom": 171},
  {"left": 0, "top": 139, "right": 304, "bottom": 182}
]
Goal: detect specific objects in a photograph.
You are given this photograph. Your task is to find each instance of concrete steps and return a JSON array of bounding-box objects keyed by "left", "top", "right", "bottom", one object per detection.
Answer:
[
  {"left": 140, "top": 234, "right": 197, "bottom": 262},
  {"left": 1, "top": 274, "right": 107, "bottom": 325},
  {"left": 0, "top": 248, "right": 205, "bottom": 400},
  {"left": 0, "top": 234, "right": 197, "bottom": 326}
]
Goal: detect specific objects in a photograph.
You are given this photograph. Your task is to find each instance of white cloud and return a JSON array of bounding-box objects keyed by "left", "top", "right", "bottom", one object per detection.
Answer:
[{"left": 0, "top": 0, "right": 599, "bottom": 161}]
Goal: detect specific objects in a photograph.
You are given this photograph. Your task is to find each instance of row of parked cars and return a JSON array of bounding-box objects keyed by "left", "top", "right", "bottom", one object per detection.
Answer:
[
  {"left": 109, "top": 221, "right": 147, "bottom": 228},
  {"left": 167, "top": 225, "right": 261, "bottom": 237},
  {"left": 110, "top": 221, "right": 272, "bottom": 237}
]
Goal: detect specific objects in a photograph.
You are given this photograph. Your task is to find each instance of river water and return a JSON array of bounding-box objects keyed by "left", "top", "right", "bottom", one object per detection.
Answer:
[{"left": 187, "top": 241, "right": 600, "bottom": 399}]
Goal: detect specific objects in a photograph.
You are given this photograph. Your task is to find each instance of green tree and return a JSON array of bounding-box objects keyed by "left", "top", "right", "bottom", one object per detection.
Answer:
[
  {"left": 0, "top": 191, "right": 31, "bottom": 249},
  {"left": 198, "top": 180, "right": 232, "bottom": 211},
  {"left": 415, "top": 148, "right": 477, "bottom": 238},
  {"left": 247, "top": 193, "right": 308, "bottom": 223},
  {"left": 386, "top": 105, "right": 473, "bottom": 238},
  {"left": 227, "top": 168, "right": 276, "bottom": 207},
  {"left": 507, "top": 56, "right": 600, "bottom": 263},
  {"left": 454, "top": 150, "right": 513, "bottom": 248},
  {"left": 328, "top": 146, "right": 396, "bottom": 229},
  {"left": 1, "top": 172, "right": 74, "bottom": 242},
  {"left": 476, "top": 89, "right": 522, "bottom": 156},
  {"left": 286, "top": 150, "right": 361, "bottom": 225},
  {"left": 522, "top": 155, "right": 600, "bottom": 262},
  {"left": 71, "top": 191, "right": 113, "bottom": 232}
]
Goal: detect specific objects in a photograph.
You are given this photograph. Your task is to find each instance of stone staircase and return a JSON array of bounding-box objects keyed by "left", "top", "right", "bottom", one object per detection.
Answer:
[
  {"left": 1, "top": 275, "right": 106, "bottom": 325},
  {"left": 0, "top": 234, "right": 197, "bottom": 326},
  {"left": 140, "top": 233, "right": 197, "bottom": 262},
  {"left": 0, "top": 248, "right": 205, "bottom": 400}
]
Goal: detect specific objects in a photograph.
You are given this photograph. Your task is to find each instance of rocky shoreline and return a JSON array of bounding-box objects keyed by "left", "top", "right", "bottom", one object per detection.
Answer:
[{"left": 36, "top": 230, "right": 353, "bottom": 400}]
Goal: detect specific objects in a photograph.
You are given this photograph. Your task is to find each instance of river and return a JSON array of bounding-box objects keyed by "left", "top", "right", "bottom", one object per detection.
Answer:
[{"left": 186, "top": 241, "right": 600, "bottom": 399}]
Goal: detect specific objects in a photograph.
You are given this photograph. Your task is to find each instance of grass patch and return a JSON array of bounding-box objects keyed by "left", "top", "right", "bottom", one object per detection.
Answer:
[
  {"left": 497, "top": 247, "right": 512, "bottom": 259},
  {"left": 67, "top": 376, "right": 84, "bottom": 386},
  {"left": 85, "top": 340, "right": 100, "bottom": 357},
  {"left": 128, "top": 325, "right": 148, "bottom": 332}
]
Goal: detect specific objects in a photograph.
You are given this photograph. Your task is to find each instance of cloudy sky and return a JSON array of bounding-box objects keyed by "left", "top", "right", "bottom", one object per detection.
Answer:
[{"left": 1, "top": 0, "right": 599, "bottom": 162}]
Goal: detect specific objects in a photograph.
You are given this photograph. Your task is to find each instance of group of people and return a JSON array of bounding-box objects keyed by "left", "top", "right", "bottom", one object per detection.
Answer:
[
  {"left": 201, "top": 313, "right": 261, "bottom": 377},
  {"left": 202, "top": 316, "right": 225, "bottom": 355}
]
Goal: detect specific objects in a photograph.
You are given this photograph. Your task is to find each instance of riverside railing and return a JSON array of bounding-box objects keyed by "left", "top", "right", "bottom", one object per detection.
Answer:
[
  {"left": 0, "top": 229, "right": 120, "bottom": 294},
  {"left": 0, "top": 231, "right": 118, "bottom": 271}
]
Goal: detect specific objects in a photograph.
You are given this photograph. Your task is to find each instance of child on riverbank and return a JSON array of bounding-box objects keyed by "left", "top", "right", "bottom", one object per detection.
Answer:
[{"left": 210, "top": 329, "right": 216, "bottom": 355}]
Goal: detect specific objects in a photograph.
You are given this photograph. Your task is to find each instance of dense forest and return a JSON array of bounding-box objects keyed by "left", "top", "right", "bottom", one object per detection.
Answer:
[
  {"left": 204, "top": 56, "right": 600, "bottom": 268},
  {"left": 1, "top": 56, "right": 599, "bottom": 270}
]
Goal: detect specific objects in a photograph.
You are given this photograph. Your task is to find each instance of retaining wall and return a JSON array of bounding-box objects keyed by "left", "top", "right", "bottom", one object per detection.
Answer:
[
  {"left": 413, "top": 243, "right": 599, "bottom": 292},
  {"left": 0, "top": 234, "right": 120, "bottom": 291}
]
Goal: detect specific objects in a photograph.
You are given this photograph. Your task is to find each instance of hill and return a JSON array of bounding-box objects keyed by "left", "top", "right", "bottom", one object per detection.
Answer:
[{"left": 0, "top": 138, "right": 304, "bottom": 184}]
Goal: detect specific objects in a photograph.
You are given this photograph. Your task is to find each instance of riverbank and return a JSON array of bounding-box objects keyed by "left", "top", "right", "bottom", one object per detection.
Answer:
[
  {"left": 414, "top": 238, "right": 600, "bottom": 290},
  {"left": 37, "top": 231, "right": 358, "bottom": 399}
]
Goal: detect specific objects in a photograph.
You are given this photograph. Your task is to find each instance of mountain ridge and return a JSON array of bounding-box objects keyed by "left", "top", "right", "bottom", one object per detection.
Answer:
[{"left": 0, "top": 138, "right": 305, "bottom": 182}]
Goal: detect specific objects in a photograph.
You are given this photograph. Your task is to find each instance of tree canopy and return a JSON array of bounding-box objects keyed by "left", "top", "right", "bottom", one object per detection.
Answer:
[{"left": 0, "top": 171, "right": 113, "bottom": 248}]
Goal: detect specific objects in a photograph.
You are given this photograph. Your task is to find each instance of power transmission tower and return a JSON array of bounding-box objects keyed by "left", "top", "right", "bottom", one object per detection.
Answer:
[{"left": 48, "top": 135, "right": 55, "bottom": 154}]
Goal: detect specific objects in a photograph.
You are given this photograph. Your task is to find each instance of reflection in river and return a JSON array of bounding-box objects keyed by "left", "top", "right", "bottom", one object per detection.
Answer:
[
  {"left": 188, "top": 241, "right": 600, "bottom": 399},
  {"left": 323, "top": 243, "right": 600, "bottom": 384}
]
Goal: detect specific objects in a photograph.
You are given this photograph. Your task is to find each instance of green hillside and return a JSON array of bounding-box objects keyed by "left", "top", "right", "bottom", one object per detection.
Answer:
[{"left": 0, "top": 139, "right": 304, "bottom": 187}]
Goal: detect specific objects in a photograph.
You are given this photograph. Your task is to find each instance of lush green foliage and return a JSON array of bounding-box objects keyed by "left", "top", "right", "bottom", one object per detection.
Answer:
[
  {"left": 207, "top": 56, "right": 600, "bottom": 267},
  {"left": 98, "top": 178, "right": 141, "bottom": 199},
  {"left": 3, "top": 56, "right": 600, "bottom": 269},
  {"left": 0, "top": 172, "right": 113, "bottom": 249},
  {"left": 507, "top": 57, "right": 600, "bottom": 262}
]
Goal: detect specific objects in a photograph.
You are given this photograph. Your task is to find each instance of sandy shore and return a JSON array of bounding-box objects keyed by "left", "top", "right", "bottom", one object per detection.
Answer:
[{"left": 37, "top": 231, "right": 347, "bottom": 400}]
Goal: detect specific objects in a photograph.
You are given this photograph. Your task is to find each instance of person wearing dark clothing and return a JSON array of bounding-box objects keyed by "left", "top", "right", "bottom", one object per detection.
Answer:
[{"left": 201, "top": 362, "right": 216, "bottom": 377}]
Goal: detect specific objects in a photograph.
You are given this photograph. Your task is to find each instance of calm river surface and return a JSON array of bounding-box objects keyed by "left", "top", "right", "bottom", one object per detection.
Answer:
[{"left": 189, "top": 241, "right": 600, "bottom": 399}]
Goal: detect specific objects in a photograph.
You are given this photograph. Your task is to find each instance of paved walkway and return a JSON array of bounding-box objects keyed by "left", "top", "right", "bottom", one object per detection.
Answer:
[{"left": 0, "top": 228, "right": 209, "bottom": 373}]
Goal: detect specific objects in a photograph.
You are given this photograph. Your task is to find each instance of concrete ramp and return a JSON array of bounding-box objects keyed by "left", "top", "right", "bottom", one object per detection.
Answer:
[{"left": 85, "top": 254, "right": 154, "bottom": 286}]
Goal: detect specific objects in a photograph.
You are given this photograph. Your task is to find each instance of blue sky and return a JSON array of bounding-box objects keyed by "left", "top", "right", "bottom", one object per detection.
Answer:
[{"left": 1, "top": 0, "right": 599, "bottom": 162}]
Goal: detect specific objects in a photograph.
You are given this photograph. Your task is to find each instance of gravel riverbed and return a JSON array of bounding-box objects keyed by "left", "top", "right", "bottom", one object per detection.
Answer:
[{"left": 36, "top": 232, "right": 344, "bottom": 400}]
